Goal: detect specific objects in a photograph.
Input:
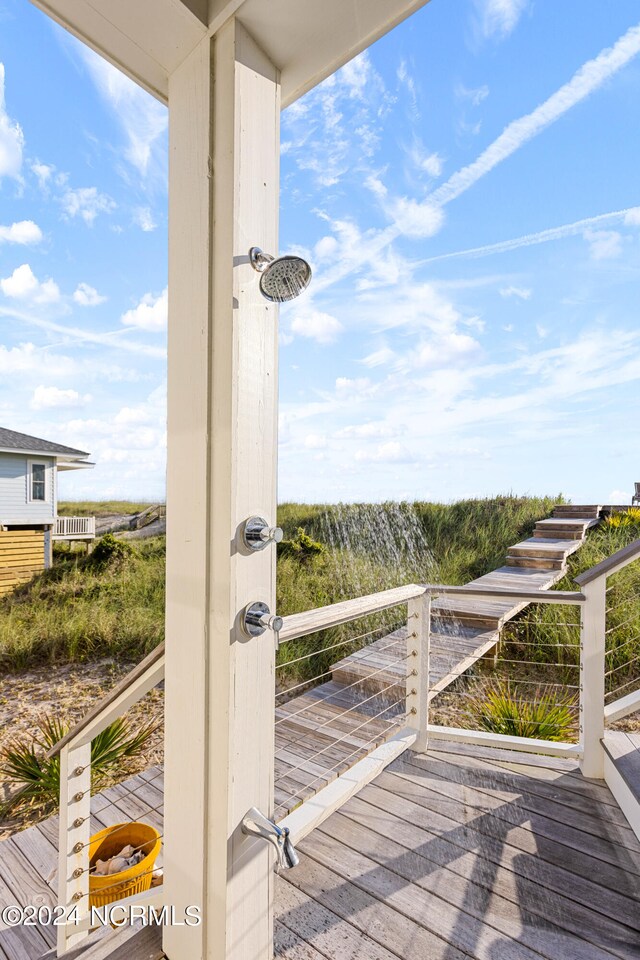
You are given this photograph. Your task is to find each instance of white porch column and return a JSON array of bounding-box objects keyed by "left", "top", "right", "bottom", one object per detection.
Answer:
[{"left": 163, "top": 20, "right": 280, "bottom": 960}]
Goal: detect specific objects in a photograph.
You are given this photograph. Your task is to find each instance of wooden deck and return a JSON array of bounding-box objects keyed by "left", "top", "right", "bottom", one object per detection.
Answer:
[
  {"left": 270, "top": 506, "right": 601, "bottom": 817},
  {"left": 276, "top": 740, "right": 640, "bottom": 960},
  {"left": 1, "top": 740, "right": 639, "bottom": 960},
  {"left": 330, "top": 505, "right": 600, "bottom": 701}
]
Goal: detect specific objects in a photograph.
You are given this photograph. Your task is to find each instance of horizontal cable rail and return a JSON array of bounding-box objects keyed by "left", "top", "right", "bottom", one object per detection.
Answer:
[
  {"left": 602, "top": 554, "right": 640, "bottom": 712},
  {"left": 574, "top": 537, "right": 640, "bottom": 586}
]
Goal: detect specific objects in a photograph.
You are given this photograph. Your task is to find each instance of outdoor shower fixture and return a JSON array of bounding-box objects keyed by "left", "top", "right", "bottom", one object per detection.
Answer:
[
  {"left": 249, "top": 246, "right": 312, "bottom": 302},
  {"left": 243, "top": 515, "right": 283, "bottom": 551},
  {"left": 242, "top": 601, "right": 283, "bottom": 645},
  {"left": 241, "top": 807, "right": 299, "bottom": 871}
]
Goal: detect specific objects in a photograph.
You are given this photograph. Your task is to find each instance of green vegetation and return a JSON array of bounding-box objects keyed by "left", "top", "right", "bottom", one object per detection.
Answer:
[
  {"left": 500, "top": 508, "right": 640, "bottom": 706},
  {"left": 0, "top": 496, "right": 561, "bottom": 677},
  {"left": 58, "top": 501, "right": 153, "bottom": 517},
  {"left": 0, "top": 714, "right": 155, "bottom": 818},
  {"left": 469, "top": 680, "right": 576, "bottom": 741},
  {"left": 0, "top": 537, "right": 165, "bottom": 670}
]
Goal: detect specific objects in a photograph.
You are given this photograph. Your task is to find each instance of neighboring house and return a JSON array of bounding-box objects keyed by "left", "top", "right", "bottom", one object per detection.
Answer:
[{"left": 0, "top": 426, "right": 94, "bottom": 595}]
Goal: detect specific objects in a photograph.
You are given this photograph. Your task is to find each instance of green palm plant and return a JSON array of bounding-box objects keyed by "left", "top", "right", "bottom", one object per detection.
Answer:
[
  {"left": 0, "top": 714, "right": 156, "bottom": 818},
  {"left": 469, "top": 680, "right": 577, "bottom": 742}
]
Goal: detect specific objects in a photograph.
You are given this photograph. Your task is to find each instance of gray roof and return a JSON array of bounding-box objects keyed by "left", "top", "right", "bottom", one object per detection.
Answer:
[{"left": 0, "top": 426, "right": 89, "bottom": 459}]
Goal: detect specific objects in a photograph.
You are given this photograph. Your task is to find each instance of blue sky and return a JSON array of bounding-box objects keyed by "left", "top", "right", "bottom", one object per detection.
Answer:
[{"left": 1, "top": 0, "right": 640, "bottom": 505}]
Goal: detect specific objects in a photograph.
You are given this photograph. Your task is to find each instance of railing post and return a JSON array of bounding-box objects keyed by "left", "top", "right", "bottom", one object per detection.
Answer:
[
  {"left": 408, "top": 591, "right": 430, "bottom": 754},
  {"left": 57, "top": 742, "right": 91, "bottom": 956},
  {"left": 580, "top": 577, "right": 606, "bottom": 778}
]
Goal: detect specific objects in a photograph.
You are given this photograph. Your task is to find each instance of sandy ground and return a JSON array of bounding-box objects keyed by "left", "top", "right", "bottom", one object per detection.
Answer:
[{"left": 0, "top": 660, "right": 164, "bottom": 839}]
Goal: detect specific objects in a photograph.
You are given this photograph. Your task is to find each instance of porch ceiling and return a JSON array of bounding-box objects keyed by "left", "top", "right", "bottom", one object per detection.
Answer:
[{"left": 29, "top": 0, "right": 431, "bottom": 106}]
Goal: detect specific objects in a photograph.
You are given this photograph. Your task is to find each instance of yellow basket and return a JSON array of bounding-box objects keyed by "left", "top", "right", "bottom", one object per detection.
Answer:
[{"left": 89, "top": 822, "right": 162, "bottom": 908}]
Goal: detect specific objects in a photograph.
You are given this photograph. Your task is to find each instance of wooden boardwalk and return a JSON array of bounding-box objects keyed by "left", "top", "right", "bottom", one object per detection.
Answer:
[
  {"left": 2, "top": 740, "right": 639, "bottom": 960},
  {"left": 330, "top": 504, "right": 600, "bottom": 699},
  {"left": 271, "top": 505, "right": 601, "bottom": 816}
]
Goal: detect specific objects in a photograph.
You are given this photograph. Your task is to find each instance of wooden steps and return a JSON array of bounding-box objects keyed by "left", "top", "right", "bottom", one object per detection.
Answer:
[
  {"left": 273, "top": 503, "right": 602, "bottom": 815},
  {"left": 324, "top": 504, "right": 601, "bottom": 711}
]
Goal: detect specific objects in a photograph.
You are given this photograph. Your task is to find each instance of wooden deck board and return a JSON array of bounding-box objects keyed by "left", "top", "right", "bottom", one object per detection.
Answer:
[
  {"left": 277, "top": 741, "right": 640, "bottom": 960},
  {"left": 0, "top": 740, "right": 638, "bottom": 960}
]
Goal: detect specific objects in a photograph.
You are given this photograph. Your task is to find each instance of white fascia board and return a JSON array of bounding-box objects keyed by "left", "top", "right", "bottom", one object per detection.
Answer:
[
  {"left": 28, "top": 0, "right": 208, "bottom": 102},
  {"left": 55, "top": 460, "right": 95, "bottom": 472},
  {"left": 29, "top": 0, "right": 431, "bottom": 108}
]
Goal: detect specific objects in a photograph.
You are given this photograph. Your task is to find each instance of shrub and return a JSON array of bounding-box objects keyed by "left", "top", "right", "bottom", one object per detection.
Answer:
[
  {"left": 0, "top": 714, "right": 156, "bottom": 818},
  {"left": 279, "top": 527, "right": 325, "bottom": 564},
  {"left": 90, "top": 533, "right": 135, "bottom": 567},
  {"left": 468, "top": 680, "right": 576, "bottom": 741}
]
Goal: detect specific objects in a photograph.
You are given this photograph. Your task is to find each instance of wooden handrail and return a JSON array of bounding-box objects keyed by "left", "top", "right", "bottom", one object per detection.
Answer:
[
  {"left": 574, "top": 538, "right": 640, "bottom": 586},
  {"left": 279, "top": 584, "right": 426, "bottom": 643},
  {"left": 46, "top": 642, "right": 165, "bottom": 758},
  {"left": 604, "top": 687, "right": 640, "bottom": 724},
  {"left": 426, "top": 584, "right": 585, "bottom": 605}
]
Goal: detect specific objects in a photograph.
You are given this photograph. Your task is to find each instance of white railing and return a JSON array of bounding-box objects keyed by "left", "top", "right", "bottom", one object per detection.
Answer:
[
  {"left": 48, "top": 540, "right": 640, "bottom": 955},
  {"left": 49, "top": 645, "right": 165, "bottom": 955},
  {"left": 54, "top": 516, "right": 96, "bottom": 539}
]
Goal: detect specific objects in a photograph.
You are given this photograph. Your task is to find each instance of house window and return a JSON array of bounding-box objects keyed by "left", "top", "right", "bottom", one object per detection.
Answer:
[{"left": 29, "top": 462, "right": 47, "bottom": 502}]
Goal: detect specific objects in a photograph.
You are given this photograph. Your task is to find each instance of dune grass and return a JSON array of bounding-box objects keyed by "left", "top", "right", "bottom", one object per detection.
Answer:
[
  {"left": 57, "top": 501, "right": 154, "bottom": 517},
  {"left": 0, "top": 495, "right": 561, "bottom": 676},
  {"left": 501, "top": 510, "right": 640, "bottom": 706}
]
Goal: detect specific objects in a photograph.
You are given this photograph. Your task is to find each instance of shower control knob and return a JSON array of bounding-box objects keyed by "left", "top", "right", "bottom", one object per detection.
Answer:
[
  {"left": 243, "top": 516, "right": 283, "bottom": 551},
  {"left": 242, "top": 602, "right": 283, "bottom": 643}
]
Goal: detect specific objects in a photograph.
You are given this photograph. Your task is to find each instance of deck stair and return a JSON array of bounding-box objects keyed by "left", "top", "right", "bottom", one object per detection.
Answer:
[{"left": 330, "top": 504, "right": 601, "bottom": 701}]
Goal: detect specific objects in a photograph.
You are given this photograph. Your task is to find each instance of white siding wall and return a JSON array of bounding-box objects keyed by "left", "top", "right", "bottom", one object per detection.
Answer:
[{"left": 0, "top": 453, "right": 55, "bottom": 524}]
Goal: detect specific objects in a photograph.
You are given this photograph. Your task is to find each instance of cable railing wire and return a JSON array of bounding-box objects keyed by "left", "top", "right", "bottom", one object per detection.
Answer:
[{"left": 275, "top": 653, "right": 411, "bottom": 727}]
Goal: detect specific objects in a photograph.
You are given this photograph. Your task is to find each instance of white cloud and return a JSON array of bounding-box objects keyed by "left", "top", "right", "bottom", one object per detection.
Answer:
[
  {"left": 474, "top": 0, "right": 528, "bottom": 39},
  {"left": 314, "top": 236, "right": 339, "bottom": 261},
  {"left": 500, "top": 285, "right": 531, "bottom": 299},
  {"left": 0, "top": 303, "right": 166, "bottom": 359},
  {"left": 31, "top": 385, "right": 91, "bottom": 410},
  {"left": 608, "top": 489, "right": 631, "bottom": 504},
  {"left": 133, "top": 207, "right": 157, "bottom": 232},
  {"left": 354, "top": 441, "right": 415, "bottom": 464},
  {"left": 388, "top": 196, "right": 444, "bottom": 239},
  {"left": 304, "top": 433, "right": 328, "bottom": 449},
  {"left": 31, "top": 161, "right": 54, "bottom": 189},
  {"left": 0, "top": 64, "right": 23, "bottom": 181},
  {"left": 0, "top": 342, "right": 74, "bottom": 376},
  {"left": 432, "top": 23, "right": 640, "bottom": 207},
  {"left": 335, "top": 377, "right": 376, "bottom": 400},
  {"left": 61, "top": 186, "right": 116, "bottom": 225},
  {"left": 535, "top": 324, "right": 548, "bottom": 339},
  {"left": 408, "top": 140, "right": 443, "bottom": 177},
  {"left": 121, "top": 288, "right": 167, "bottom": 332},
  {"left": 73, "top": 282, "right": 107, "bottom": 307},
  {"left": 361, "top": 347, "right": 397, "bottom": 368},
  {"left": 338, "top": 422, "right": 400, "bottom": 439},
  {"left": 421, "top": 206, "right": 640, "bottom": 266},
  {"left": 583, "top": 228, "right": 623, "bottom": 260},
  {"left": 290, "top": 310, "right": 343, "bottom": 345},
  {"left": 408, "top": 332, "right": 480, "bottom": 370},
  {"left": 79, "top": 47, "right": 167, "bottom": 178},
  {"left": 0, "top": 220, "right": 42, "bottom": 245},
  {"left": 282, "top": 50, "right": 388, "bottom": 188},
  {"left": 0, "top": 264, "right": 60, "bottom": 303},
  {"left": 455, "top": 83, "right": 490, "bottom": 106}
]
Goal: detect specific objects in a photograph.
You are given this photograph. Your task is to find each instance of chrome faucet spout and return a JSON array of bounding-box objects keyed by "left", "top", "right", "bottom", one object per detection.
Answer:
[{"left": 241, "top": 807, "right": 299, "bottom": 872}]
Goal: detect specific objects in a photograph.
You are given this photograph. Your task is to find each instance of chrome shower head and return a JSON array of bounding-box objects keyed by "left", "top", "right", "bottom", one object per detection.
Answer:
[{"left": 249, "top": 247, "right": 312, "bottom": 303}]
